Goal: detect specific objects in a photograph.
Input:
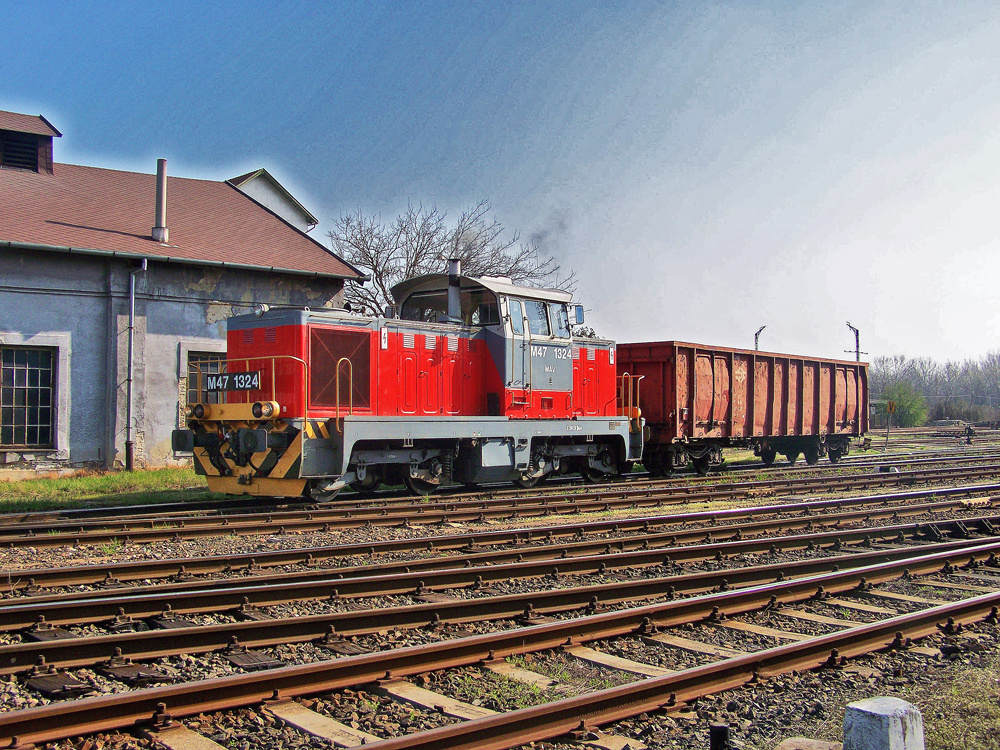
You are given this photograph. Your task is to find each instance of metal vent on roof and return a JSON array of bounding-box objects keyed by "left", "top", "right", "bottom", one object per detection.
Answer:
[
  {"left": 242, "top": 329, "right": 254, "bottom": 345},
  {"left": 447, "top": 337, "right": 459, "bottom": 352},
  {"left": 425, "top": 335, "right": 438, "bottom": 350},
  {"left": 0, "top": 131, "right": 39, "bottom": 171},
  {"left": 403, "top": 334, "right": 415, "bottom": 349}
]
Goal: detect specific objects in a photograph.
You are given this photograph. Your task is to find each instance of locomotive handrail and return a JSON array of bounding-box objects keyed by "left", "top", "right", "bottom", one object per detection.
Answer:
[
  {"left": 333, "top": 357, "right": 353, "bottom": 434},
  {"left": 188, "top": 355, "right": 308, "bottom": 412},
  {"left": 618, "top": 371, "right": 644, "bottom": 424}
]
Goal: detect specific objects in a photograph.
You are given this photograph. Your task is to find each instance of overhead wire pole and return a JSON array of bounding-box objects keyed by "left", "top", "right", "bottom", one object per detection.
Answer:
[
  {"left": 754, "top": 325, "right": 766, "bottom": 351},
  {"left": 845, "top": 322, "right": 867, "bottom": 362}
]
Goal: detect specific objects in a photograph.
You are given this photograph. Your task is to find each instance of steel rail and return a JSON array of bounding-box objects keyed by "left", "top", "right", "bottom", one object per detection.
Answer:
[
  {"left": 2, "top": 536, "right": 998, "bottom": 676},
  {"left": 346, "top": 590, "right": 1000, "bottom": 750},
  {"left": 4, "top": 510, "right": 999, "bottom": 630},
  {"left": 4, "top": 464, "right": 1000, "bottom": 550},
  {"left": 4, "top": 484, "right": 998, "bottom": 590},
  {"left": 2, "top": 541, "right": 998, "bottom": 747},
  {"left": 0, "top": 446, "right": 994, "bottom": 530}
]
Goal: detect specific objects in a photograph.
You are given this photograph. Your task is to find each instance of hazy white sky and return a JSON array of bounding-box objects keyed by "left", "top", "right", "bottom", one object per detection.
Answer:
[{"left": 4, "top": 1, "right": 999, "bottom": 362}]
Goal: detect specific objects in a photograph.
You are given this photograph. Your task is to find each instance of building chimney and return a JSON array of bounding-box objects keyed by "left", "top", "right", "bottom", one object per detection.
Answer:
[
  {"left": 152, "top": 158, "right": 169, "bottom": 243},
  {"left": 447, "top": 258, "right": 462, "bottom": 323}
]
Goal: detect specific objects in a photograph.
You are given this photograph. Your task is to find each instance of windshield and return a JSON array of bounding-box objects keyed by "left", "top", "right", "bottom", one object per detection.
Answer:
[{"left": 399, "top": 288, "right": 500, "bottom": 326}]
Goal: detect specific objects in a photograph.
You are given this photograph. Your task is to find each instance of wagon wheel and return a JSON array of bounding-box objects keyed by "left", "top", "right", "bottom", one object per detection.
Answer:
[
  {"left": 803, "top": 444, "right": 820, "bottom": 465},
  {"left": 404, "top": 474, "right": 438, "bottom": 497},
  {"left": 785, "top": 452, "right": 800, "bottom": 466},
  {"left": 760, "top": 447, "right": 777, "bottom": 467},
  {"left": 828, "top": 447, "right": 842, "bottom": 464},
  {"left": 693, "top": 454, "right": 712, "bottom": 475}
]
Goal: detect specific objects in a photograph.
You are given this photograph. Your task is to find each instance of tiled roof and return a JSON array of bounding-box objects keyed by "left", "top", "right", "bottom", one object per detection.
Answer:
[
  {"left": 0, "top": 162, "right": 362, "bottom": 279},
  {"left": 0, "top": 111, "right": 61, "bottom": 137}
]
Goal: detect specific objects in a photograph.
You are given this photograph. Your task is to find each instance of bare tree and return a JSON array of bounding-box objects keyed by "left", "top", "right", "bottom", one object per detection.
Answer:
[{"left": 329, "top": 200, "right": 574, "bottom": 313}]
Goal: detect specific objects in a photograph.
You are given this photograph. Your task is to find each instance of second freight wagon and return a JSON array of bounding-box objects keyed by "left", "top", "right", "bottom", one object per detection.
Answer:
[{"left": 618, "top": 341, "right": 868, "bottom": 474}]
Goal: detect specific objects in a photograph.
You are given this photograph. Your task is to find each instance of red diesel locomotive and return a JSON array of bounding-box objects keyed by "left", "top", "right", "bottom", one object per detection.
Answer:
[{"left": 173, "top": 261, "right": 644, "bottom": 499}]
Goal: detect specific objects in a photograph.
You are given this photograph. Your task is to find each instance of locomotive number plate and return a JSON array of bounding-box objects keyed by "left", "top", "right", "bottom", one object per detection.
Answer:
[{"left": 205, "top": 371, "right": 261, "bottom": 391}]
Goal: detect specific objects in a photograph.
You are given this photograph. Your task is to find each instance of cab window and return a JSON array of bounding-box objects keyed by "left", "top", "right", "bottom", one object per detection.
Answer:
[
  {"left": 551, "top": 303, "right": 571, "bottom": 338},
  {"left": 524, "top": 300, "right": 550, "bottom": 336},
  {"left": 508, "top": 299, "right": 524, "bottom": 334}
]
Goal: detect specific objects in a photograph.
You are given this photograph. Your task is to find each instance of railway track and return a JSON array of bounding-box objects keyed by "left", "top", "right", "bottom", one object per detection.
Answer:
[
  {"left": 4, "top": 461, "right": 1000, "bottom": 549},
  {"left": 2, "top": 532, "right": 999, "bottom": 748},
  {"left": 4, "top": 440, "right": 1000, "bottom": 748},
  {"left": 3, "top": 482, "right": 998, "bottom": 590},
  {"left": 2, "top": 444, "right": 997, "bottom": 529}
]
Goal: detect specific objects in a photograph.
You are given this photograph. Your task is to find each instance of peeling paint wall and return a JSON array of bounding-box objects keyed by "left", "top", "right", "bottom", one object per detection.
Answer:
[{"left": 0, "top": 247, "right": 347, "bottom": 475}]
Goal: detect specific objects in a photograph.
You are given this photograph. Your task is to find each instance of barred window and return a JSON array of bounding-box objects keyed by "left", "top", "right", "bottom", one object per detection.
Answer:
[
  {"left": 1, "top": 347, "right": 55, "bottom": 448},
  {"left": 187, "top": 352, "right": 226, "bottom": 406}
]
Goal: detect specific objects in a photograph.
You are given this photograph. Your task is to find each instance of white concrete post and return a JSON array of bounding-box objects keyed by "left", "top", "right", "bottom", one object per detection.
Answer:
[{"left": 843, "top": 696, "right": 924, "bottom": 750}]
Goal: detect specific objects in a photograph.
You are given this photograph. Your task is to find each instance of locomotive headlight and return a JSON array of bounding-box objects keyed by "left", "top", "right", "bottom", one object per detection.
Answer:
[
  {"left": 193, "top": 403, "right": 208, "bottom": 419},
  {"left": 251, "top": 401, "right": 278, "bottom": 419},
  {"left": 184, "top": 405, "right": 194, "bottom": 418}
]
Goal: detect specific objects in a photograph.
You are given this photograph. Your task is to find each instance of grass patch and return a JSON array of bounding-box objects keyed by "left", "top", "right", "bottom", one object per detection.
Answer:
[
  {"left": 918, "top": 654, "right": 1000, "bottom": 750},
  {"left": 0, "top": 467, "right": 222, "bottom": 512}
]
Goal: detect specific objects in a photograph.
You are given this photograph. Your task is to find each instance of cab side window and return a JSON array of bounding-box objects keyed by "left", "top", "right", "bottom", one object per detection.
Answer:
[
  {"left": 508, "top": 299, "right": 524, "bottom": 334},
  {"left": 551, "top": 303, "right": 571, "bottom": 338},
  {"left": 524, "top": 300, "right": 550, "bottom": 336}
]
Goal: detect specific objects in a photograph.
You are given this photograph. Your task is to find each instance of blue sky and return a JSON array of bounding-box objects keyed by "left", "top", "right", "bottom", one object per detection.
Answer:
[{"left": 5, "top": 1, "right": 1000, "bottom": 361}]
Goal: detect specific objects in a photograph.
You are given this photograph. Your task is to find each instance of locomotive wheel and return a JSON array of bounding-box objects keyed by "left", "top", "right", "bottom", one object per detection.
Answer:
[
  {"left": 760, "top": 447, "right": 777, "bottom": 467},
  {"left": 803, "top": 445, "right": 820, "bottom": 465},
  {"left": 350, "top": 469, "right": 382, "bottom": 497},
  {"left": 645, "top": 451, "right": 664, "bottom": 477},
  {"left": 693, "top": 454, "right": 712, "bottom": 475},
  {"left": 582, "top": 466, "right": 611, "bottom": 483},
  {"left": 516, "top": 474, "right": 545, "bottom": 488},
  {"left": 404, "top": 474, "right": 438, "bottom": 496}
]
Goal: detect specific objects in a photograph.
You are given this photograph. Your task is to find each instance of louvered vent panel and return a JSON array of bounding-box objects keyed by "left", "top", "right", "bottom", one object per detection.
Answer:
[
  {"left": 403, "top": 334, "right": 415, "bottom": 349},
  {"left": 242, "top": 329, "right": 254, "bottom": 345},
  {"left": 573, "top": 346, "right": 581, "bottom": 359},
  {"left": 264, "top": 328, "right": 276, "bottom": 343},
  {"left": 425, "top": 336, "right": 438, "bottom": 350},
  {"left": 447, "top": 337, "right": 459, "bottom": 352},
  {"left": 588, "top": 348, "right": 596, "bottom": 360}
]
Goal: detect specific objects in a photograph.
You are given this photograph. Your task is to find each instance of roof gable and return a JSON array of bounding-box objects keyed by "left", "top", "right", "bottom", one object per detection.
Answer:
[
  {"left": 0, "top": 111, "right": 61, "bottom": 137},
  {"left": 227, "top": 168, "right": 319, "bottom": 230}
]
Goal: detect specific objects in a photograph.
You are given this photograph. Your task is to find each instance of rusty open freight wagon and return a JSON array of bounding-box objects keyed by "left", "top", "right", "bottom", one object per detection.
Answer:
[{"left": 618, "top": 341, "right": 869, "bottom": 473}]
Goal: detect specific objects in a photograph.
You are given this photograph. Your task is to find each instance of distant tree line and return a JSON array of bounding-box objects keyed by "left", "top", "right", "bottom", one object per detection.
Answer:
[{"left": 869, "top": 353, "right": 1000, "bottom": 427}]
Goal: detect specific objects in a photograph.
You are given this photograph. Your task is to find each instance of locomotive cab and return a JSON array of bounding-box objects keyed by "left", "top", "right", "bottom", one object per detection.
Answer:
[{"left": 173, "top": 262, "right": 643, "bottom": 499}]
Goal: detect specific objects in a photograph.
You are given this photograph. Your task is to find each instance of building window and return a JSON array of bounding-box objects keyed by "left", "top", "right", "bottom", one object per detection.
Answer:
[
  {"left": 1, "top": 347, "right": 55, "bottom": 448},
  {"left": 187, "top": 352, "right": 227, "bottom": 406}
]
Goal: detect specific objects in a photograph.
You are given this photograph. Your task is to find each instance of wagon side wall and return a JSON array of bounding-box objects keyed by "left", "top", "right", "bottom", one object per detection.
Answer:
[{"left": 619, "top": 340, "right": 868, "bottom": 443}]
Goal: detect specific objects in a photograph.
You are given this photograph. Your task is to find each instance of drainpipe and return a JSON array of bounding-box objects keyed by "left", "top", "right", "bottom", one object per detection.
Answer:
[{"left": 125, "top": 258, "right": 148, "bottom": 471}]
